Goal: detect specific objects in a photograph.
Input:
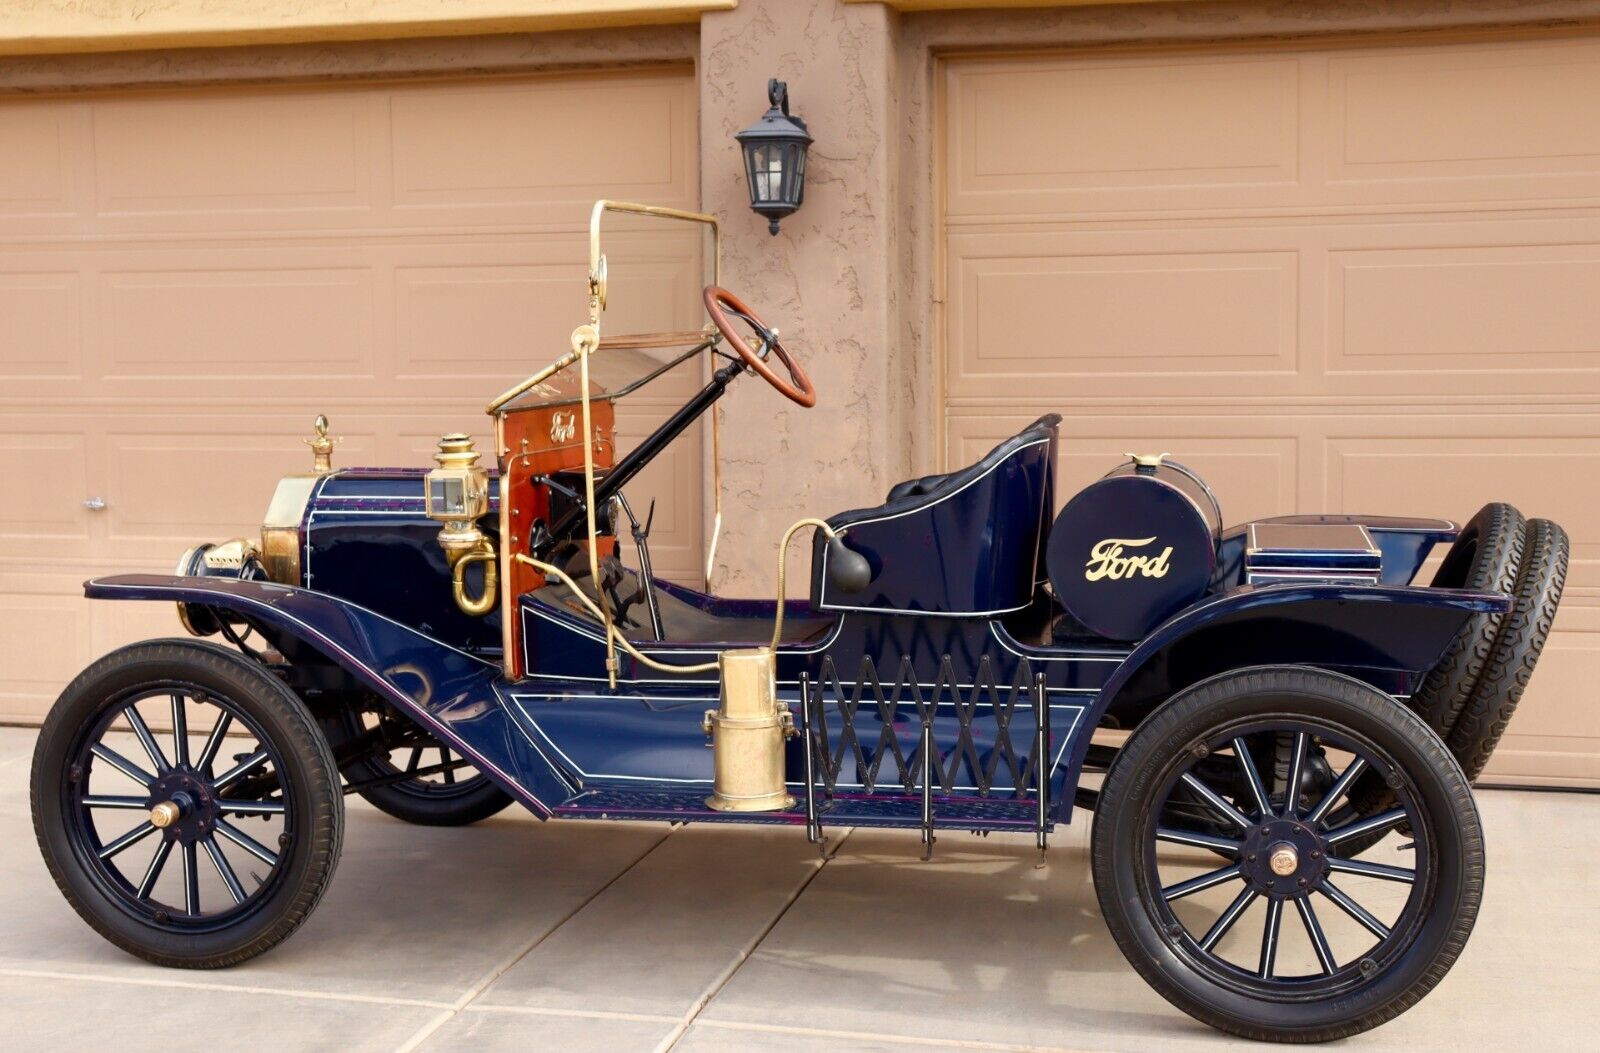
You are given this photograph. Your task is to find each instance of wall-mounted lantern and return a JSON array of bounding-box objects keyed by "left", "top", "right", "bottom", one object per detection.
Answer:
[{"left": 736, "top": 79, "right": 812, "bottom": 235}]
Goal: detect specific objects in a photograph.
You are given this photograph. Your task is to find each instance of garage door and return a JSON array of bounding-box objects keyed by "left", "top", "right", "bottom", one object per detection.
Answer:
[
  {"left": 0, "top": 67, "right": 703, "bottom": 723},
  {"left": 942, "top": 35, "right": 1599, "bottom": 786}
]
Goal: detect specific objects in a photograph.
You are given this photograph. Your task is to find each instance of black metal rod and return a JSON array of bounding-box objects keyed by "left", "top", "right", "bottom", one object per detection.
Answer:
[
  {"left": 920, "top": 716, "right": 936, "bottom": 861},
  {"left": 1034, "top": 670, "right": 1050, "bottom": 854},
  {"left": 543, "top": 361, "right": 741, "bottom": 549},
  {"left": 800, "top": 673, "right": 820, "bottom": 845}
]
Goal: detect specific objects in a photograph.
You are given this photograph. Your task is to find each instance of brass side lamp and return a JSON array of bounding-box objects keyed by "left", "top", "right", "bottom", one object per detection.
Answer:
[{"left": 424, "top": 433, "right": 497, "bottom": 616}]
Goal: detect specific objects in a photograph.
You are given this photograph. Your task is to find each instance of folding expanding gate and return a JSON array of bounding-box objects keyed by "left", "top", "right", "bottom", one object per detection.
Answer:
[{"left": 799, "top": 656, "right": 1051, "bottom": 858}]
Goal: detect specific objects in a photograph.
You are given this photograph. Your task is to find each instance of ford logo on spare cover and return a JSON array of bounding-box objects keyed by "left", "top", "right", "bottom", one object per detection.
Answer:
[{"left": 1047, "top": 455, "right": 1221, "bottom": 641}]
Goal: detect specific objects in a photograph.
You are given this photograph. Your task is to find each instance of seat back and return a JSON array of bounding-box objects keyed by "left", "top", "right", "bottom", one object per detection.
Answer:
[{"left": 811, "top": 415, "right": 1060, "bottom": 615}]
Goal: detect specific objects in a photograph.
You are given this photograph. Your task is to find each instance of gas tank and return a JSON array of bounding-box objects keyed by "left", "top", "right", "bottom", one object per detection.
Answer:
[{"left": 1046, "top": 456, "right": 1221, "bottom": 641}]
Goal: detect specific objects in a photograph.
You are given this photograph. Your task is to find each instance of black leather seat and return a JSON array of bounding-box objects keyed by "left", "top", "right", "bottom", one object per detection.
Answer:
[{"left": 811, "top": 415, "right": 1060, "bottom": 615}]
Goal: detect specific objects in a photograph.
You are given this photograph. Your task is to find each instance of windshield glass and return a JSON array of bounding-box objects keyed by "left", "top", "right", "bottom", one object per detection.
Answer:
[{"left": 499, "top": 339, "right": 711, "bottom": 411}]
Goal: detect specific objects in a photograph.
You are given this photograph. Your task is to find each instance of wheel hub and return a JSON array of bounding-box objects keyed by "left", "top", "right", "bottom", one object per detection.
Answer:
[
  {"left": 1241, "top": 818, "right": 1328, "bottom": 896},
  {"left": 146, "top": 769, "right": 219, "bottom": 846}
]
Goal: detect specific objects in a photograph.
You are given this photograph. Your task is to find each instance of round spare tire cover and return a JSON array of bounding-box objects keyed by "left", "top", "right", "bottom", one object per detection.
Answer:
[{"left": 1047, "top": 475, "right": 1216, "bottom": 641}]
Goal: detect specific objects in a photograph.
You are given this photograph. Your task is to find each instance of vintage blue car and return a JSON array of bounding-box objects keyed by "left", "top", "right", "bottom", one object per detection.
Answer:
[{"left": 31, "top": 202, "right": 1568, "bottom": 1043}]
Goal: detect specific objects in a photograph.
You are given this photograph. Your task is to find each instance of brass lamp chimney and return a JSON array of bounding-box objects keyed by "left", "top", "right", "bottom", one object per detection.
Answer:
[
  {"left": 424, "top": 433, "right": 497, "bottom": 616},
  {"left": 703, "top": 648, "right": 796, "bottom": 812}
]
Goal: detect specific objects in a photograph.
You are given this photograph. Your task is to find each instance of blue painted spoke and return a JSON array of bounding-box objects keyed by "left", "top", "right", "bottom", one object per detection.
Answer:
[
  {"left": 81, "top": 795, "right": 150, "bottom": 810},
  {"left": 123, "top": 707, "right": 171, "bottom": 775},
  {"left": 216, "top": 799, "right": 286, "bottom": 816},
  {"left": 215, "top": 820, "right": 279, "bottom": 867},
  {"left": 1326, "top": 807, "right": 1408, "bottom": 848},
  {"left": 1307, "top": 756, "right": 1369, "bottom": 824},
  {"left": 1156, "top": 827, "right": 1243, "bottom": 854},
  {"left": 136, "top": 839, "right": 173, "bottom": 900},
  {"left": 212, "top": 749, "right": 269, "bottom": 792},
  {"left": 1282, "top": 731, "right": 1308, "bottom": 818},
  {"left": 1179, "top": 772, "right": 1253, "bottom": 830},
  {"left": 1162, "top": 864, "right": 1243, "bottom": 903},
  {"left": 1258, "top": 897, "right": 1284, "bottom": 979},
  {"left": 182, "top": 843, "right": 200, "bottom": 915},
  {"left": 1320, "top": 879, "right": 1391, "bottom": 941},
  {"left": 90, "top": 743, "right": 154, "bottom": 787},
  {"left": 1199, "top": 886, "right": 1258, "bottom": 952},
  {"left": 203, "top": 838, "right": 247, "bottom": 905},
  {"left": 1295, "top": 896, "right": 1338, "bottom": 976},
  {"left": 195, "top": 711, "right": 233, "bottom": 777},
  {"left": 1327, "top": 856, "right": 1416, "bottom": 884},
  {"left": 97, "top": 821, "right": 157, "bottom": 861},
  {"left": 1231, "top": 737, "right": 1272, "bottom": 819},
  {"left": 170, "top": 695, "right": 190, "bottom": 768}
]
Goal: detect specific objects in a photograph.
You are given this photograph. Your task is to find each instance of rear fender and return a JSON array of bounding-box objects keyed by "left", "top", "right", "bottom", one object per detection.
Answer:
[
  {"left": 84, "top": 574, "right": 575, "bottom": 816},
  {"left": 1054, "top": 583, "right": 1507, "bottom": 821}
]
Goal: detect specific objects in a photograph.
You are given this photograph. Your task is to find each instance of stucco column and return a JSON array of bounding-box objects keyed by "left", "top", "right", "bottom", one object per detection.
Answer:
[{"left": 699, "top": 0, "right": 905, "bottom": 597}]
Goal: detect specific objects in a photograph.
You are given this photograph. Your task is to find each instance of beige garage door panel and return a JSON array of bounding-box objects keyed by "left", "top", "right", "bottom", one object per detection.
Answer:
[
  {"left": 0, "top": 71, "right": 696, "bottom": 237},
  {"left": 944, "top": 34, "right": 1600, "bottom": 785},
  {"left": 946, "top": 37, "right": 1600, "bottom": 219},
  {"left": 0, "top": 67, "right": 702, "bottom": 722},
  {"left": 0, "top": 228, "right": 704, "bottom": 406},
  {"left": 945, "top": 221, "right": 1600, "bottom": 402}
]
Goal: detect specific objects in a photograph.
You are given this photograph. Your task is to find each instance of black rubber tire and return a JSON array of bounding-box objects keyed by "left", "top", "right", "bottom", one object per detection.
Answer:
[
  {"left": 333, "top": 708, "right": 513, "bottom": 827},
  {"left": 1333, "top": 503, "right": 1523, "bottom": 852},
  {"left": 1448, "top": 518, "right": 1569, "bottom": 782},
  {"left": 1413, "top": 502, "right": 1525, "bottom": 737},
  {"left": 1092, "top": 666, "right": 1484, "bottom": 1043},
  {"left": 31, "top": 639, "right": 343, "bottom": 968},
  {"left": 353, "top": 765, "right": 513, "bottom": 827}
]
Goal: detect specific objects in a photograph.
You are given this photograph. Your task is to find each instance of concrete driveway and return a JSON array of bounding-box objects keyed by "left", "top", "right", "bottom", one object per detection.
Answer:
[{"left": 1, "top": 724, "right": 1593, "bottom": 1052}]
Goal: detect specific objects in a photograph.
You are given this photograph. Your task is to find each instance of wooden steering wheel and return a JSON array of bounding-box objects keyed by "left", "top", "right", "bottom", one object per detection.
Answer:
[{"left": 703, "top": 285, "right": 817, "bottom": 408}]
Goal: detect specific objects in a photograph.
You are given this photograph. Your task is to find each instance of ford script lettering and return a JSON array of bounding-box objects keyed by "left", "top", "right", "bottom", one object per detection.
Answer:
[
  {"left": 1084, "top": 536, "right": 1174, "bottom": 581},
  {"left": 550, "top": 410, "right": 577, "bottom": 444}
]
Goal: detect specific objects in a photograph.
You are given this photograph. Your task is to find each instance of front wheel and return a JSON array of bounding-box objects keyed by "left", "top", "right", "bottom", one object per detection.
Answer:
[
  {"left": 1092, "top": 666, "right": 1483, "bottom": 1042},
  {"left": 31, "top": 640, "right": 343, "bottom": 968}
]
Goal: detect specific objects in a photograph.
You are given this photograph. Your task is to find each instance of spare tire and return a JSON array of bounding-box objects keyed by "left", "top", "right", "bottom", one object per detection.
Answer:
[
  {"left": 1335, "top": 502, "right": 1522, "bottom": 853},
  {"left": 1449, "top": 517, "right": 1569, "bottom": 781},
  {"left": 1412, "top": 502, "right": 1525, "bottom": 737}
]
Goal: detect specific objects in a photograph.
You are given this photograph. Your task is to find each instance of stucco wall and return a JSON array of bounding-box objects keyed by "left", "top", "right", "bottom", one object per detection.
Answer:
[{"left": 699, "top": 0, "right": 914, "bottom": 597}]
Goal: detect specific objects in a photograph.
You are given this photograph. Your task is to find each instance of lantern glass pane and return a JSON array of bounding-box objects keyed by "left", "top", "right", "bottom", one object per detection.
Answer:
[
  {"left": 751, "top": 144, "right": 786, "bottom": 202},
  {"left": 792, "top": 146, "right": 807, "bottom": 204}
]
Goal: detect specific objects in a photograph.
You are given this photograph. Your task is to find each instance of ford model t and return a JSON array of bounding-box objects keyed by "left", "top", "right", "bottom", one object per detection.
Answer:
[{"left": 31, "top": 202, "right": 1568, "bottom": 1042}]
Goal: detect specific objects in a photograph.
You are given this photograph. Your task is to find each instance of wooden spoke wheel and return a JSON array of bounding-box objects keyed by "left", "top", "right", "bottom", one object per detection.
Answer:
[
  {"left": 32, "top": 640, "right": 342, "bottom": 968},
  {"left": 1092, "top": 666, "right": 1483, "bottom": 1042}
]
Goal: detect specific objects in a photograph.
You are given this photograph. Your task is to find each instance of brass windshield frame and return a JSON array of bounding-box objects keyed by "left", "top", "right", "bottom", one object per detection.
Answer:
[{"left": 489, "top": 200, "right": 727, "bottom": 683}]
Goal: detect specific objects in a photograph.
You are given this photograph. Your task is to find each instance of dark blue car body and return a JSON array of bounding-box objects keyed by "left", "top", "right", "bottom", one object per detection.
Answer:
[{"left": 86, "top": 411, "right": 1502, "bottom": 837}]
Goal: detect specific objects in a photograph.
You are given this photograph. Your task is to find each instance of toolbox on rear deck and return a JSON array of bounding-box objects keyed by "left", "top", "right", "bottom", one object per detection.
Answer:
[{"left": 1245, "top": 522, "right": 1383, "bottom": 586}]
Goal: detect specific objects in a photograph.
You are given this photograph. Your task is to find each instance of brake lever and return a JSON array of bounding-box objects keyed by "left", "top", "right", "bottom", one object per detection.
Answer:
[{"left": 613, "top": 492, "right": 665, "bottom": 642}]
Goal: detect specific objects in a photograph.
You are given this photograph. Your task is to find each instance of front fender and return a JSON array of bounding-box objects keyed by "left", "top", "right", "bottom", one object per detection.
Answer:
[
  {"left": 85, "top": 574, "right": 575, "bottom": 816},
  {"left": 1054, "top": 582, "right": 1507, "bottom": 821}
]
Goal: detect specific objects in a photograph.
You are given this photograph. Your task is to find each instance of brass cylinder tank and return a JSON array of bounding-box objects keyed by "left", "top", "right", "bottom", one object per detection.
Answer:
[{"left": 703, "top": 648, "right": 796, "bottom": 812}]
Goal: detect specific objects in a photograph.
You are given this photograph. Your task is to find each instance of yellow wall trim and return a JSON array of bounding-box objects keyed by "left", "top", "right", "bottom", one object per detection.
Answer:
[{"left": 0, "top": 0, "right": 736, "bottom": 56}]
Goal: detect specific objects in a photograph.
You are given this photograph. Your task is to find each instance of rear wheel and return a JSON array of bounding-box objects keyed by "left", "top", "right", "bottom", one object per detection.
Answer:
[
  {"left": 1092, "top": 666, "right": 1482, "bottom": 1042},
  {"left": 335, "top": 705, "right": 512, "bottom": 827},
  {"left": 31, "top": 640, "right": 342, "bottom": 968}
]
